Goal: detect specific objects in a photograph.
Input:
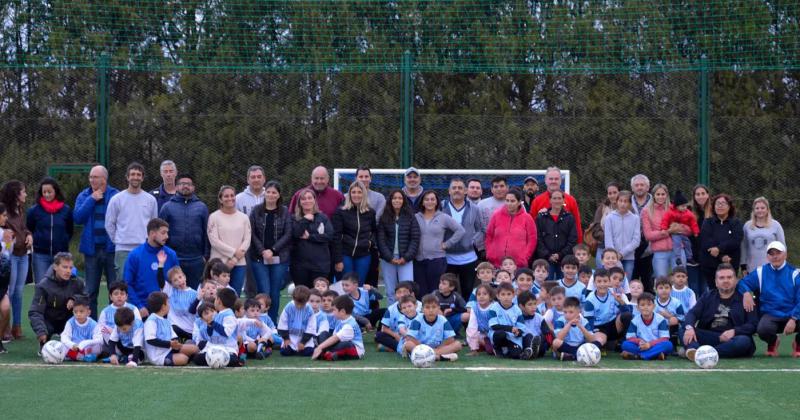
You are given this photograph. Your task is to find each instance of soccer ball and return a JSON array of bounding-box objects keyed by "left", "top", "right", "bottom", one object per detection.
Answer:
[
  {"left": 286, "top": 282, "right": 296, "bottom": 295},
  {"left": 576, "top": 343, "right": 602, "bottom": 367},
  {"left": 410, "top": 344, "right": 436, "bottom": 368},
  {"left": 694, "top": 345, "right": 719, "bottom": 369},
  {"left": 204, "top": 345, "right": 230, "bottom": 369},
  {"left": 41, "top": 340, "right": 67, "bottom": 364}
]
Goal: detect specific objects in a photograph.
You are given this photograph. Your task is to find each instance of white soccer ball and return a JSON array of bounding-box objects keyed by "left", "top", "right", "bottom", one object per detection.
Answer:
[
  {"left": 204, "top": 345, "right": 230, "bottom": 369},
  {"left": 410, "top": 344, "right": 436, "bottom": 368},
  {"left": 694, "top": 345, "right": 719, "bottom": 369},
  {"left": 576, "top": 343, "right": 602, "bottom": 367},
  {"left": 42, "top": 340, "right": 67, "bottom": 364},
  {"left": 287, "top": 282, "right": 296, "bottom": 295}
]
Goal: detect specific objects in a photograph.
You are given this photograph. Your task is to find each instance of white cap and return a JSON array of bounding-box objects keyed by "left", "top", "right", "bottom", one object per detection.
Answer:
[
  {"left": 767, "top": 241, "right": 787, "bottom": 253},
  {"left": 405, "top": 167, "right": 419, "bottom": 176}
]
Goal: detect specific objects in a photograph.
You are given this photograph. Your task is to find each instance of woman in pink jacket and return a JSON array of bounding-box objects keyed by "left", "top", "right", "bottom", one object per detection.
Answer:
[
  {"left": 485, "top": 189, "right": 537, "bottom": 269},
  {"left": 641, "top": 183, "right": 692, "bottom": 285}
]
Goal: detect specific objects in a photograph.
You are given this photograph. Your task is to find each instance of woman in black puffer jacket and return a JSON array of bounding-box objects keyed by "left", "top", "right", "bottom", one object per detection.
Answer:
[
  {"left": 377, "top": 189, "right": 420, "bottom": 304},
  {"left": 291, "top": 188, "right": 334, "bottom": 288},
  {"left": 331, "top": 181, "right": 376, "bottom": 285},
  {"left": 535, "top": 189, "right": 578, "bottom": 279}
]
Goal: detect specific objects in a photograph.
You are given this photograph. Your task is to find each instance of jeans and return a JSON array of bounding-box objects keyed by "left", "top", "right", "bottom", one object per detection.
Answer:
[
  {"left": 251, "top": 262, "right": 289, "bottom": 323},
  {"left": 621, "top": 339, "right": 674, "bottom": 360},
  {"left": 686, "top": 328, "right": 756, "bottom": 358},
  {"left": 342, "top": 255, "right": 371, "bottom": 286},
  {"left": 113, "top": 250, "right": 131, "bottom": 281},
  {"left": 413, "top": 258, "right": 448, "bottom": 297},
  {"left": 622, "top": 259, "right": 635, "bottom": 279},
  {"left": 547, "top": 262, "right": 563, "bottom": 281},
  {"left": 179, "top": 257, "right": 206, "bottom": 290},
  {"left": 651, "top": 251, "right": 672, "bottom": 279},
  {"left": 229, "top": 265, "right": 247, "bottom": 296},
  {"left": 8, "top": 254, "right": 29, "bottom": 327},
  {"left": 84, "top": 247, "right": 117, "bottom": 318},
  {"left": 31, "top": 253, "right": 54, "bottom": 285},
  {"left": 687, "top": 264, "right": 707, "bottom": 297},
  {"left": 380, "top": 259, "right": 414, "bottom": 305},
  {"left": 595, "top": 247, "right": 605, "bottom": 269}
]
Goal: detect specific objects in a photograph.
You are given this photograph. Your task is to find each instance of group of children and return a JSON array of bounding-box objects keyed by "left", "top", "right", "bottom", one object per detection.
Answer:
[{"left": 51, "top": 243, "right": 697, "bottom": 366}]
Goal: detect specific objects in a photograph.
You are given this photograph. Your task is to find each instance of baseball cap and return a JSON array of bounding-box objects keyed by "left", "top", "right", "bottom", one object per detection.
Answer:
[
  {"left": 405, "top": 167, "right": 419, "bottom": 176},
  {"left": 767, "top": 241, "right": 786, "bottom": 253},
  {"left": 524, "top": 176, "right": 537, "bottom": 183}
]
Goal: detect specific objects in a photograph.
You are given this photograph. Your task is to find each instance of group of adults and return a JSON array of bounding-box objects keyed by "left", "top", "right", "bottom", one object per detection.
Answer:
[{"left": 0, "top": 163, "right": 797, "bottom": 360}]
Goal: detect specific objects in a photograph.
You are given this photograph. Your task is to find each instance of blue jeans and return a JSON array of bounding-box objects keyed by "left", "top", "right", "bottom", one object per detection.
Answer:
[
  {"left": 84, "top": 247, "right": 117, "bottom": 318},
  {"left": 179, "top": 256, "right": 206, "bottom": 290},
  {"left": 380, "top": 259, "right": 414, "bottom": 305},
  {"left": 342, "top": 255, "right": 371, "bottom": 286},
  {"left": 548, "top": 262, "right": 562, "bottom": 280},
  {"left": 671, "top": 235, "right": 693, "bottom": 262},
  {"left": 251, "top": 262, "right": 289, "bottom": 323},
  {"left": 621, "top": 340, "right": 674, "bottom": 360},
  {"left": 595, "top": 247, "right": 605, "bottom": 268},
  {"left": 622, "top": 260, "right": 635, "bottom": 279},
  {"left": 651, "top": 251, "right": 672, "bottom": 278},
  {"left": 8, "top": 254, "right": 29, "bottom": 327},
  {"left": 31, "top": 252, "right": 54, "bottom": 284},
  {"left": 446, "top": 313, "right": 464, "bottom": 336},
  {"left": 229, "top": 265, "right": 247, "bottom": 296},
  {"left": 686, "top": 329, "right": 755, "bottom": 358}
]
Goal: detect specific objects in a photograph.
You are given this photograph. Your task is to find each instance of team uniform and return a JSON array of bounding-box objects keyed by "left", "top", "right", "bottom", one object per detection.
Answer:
[
  {"left": 193, "top": 307, "right": 243, "bottom": 367},
  {"left": 376, "top": 300, "right": 420, "bottom": 353},
  {"left": 192, "top": 318, "right": 213, "bottom": 352},
  {"left": 321, "top": 316, "right": 364, "bottom": 360},
  {"left": 95, "top": 302, "right": 141, "bottom": 343},
  {"left": 407, "top": 315, "right": 456, "bottom": 349},
  {"left": 395, "top": 312, "right": 422, "bottom": 353},
  {"left": 144, "top": 313, "right": 179, "bottom": 366},
  {"left": 259, "top": 313, "right": 283, "bottom": 346},
  {"left": 163, "top": 283, "right": 198, "bottom": 340},
  {"left": 277, "top": 304, "right": 317, "bottom": 356},
  {"left": 583, "top": 290, "right": 630, "bottom": 341},
  {"left": 587, "top": 273, "right": 631, "bottom": 294},
  {"left": 105, "top": 319, "right": 144, "bottom": 363},
  {"left": 466, "top": 302, "right": 494, "bottom": 353},
  {"left": 312, "top": 311, "right": 331, "bottom": 345},
  {"left": 553, "top": 314, "right": 595, "bottom": 358},
  {"left": 240, "top": 316, "right": 275, "bottom": 357},
  {"left": 559, "top": 279, "right": 587, "bottom": 302},
  {"left": 61, "top": 317, "right": 103, "bottom": 361},
  {"left": 656, "top": 297, "right": 686, "bottom": 323},
  {"left": 348, "top": 287, "right": 384, "bottom": 328},
  {"left": 487, "top": 301, "right": 532, "bottom": 358},
  {"left": 621, "top": 313, "right": 673, "bottom": 360},
  {"left": 520, "top": 312, "right": 548, "bottom": 357},
  {"left": 671, "top": 285, "right": 697, "bottom": 312}
]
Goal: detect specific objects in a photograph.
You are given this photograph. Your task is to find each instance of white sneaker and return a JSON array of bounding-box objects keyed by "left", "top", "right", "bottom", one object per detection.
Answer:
[{"left": 439, "top": 353, "right": 458, "bottom": 362}]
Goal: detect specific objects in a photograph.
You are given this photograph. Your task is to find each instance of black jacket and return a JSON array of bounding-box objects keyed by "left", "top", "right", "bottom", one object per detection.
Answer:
[
  {"left": 290, "top": 213, "right": 334, "bottom": 272},
  {"left": 28, "top": 274, "right": 86, "bottom": 337},
  {"left": 699, "top": 216, "right": 744, "bottom": 272},
  {"left": 535, "top": 209, "right": 578, "bottom": 260},
  {"left": 376, "top": 213, "right": 421, "bottom": 262},
  {"left": 685, "top": 289, "right": 758, "bottom": 341},
  {"left": 331, "top": 206, "right": 377, "bottom": 263},
  {"left": 249, "top": 205, "right": 292, "bottom": 263}
]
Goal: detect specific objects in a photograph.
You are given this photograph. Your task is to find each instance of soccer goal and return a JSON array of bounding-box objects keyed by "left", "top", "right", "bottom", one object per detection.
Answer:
[{"left": 333, "top": 168, "right": 571, "bottom": 198}]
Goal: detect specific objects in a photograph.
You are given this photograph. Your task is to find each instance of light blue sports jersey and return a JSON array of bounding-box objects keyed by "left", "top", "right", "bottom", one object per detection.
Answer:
[
  {"left": 321, "top": 311, "right": 336, "bottom": 332},
  {"left": 258, "top": 313, "right": 277, "bottom": 330},
  {"left": 536, "top": 302, "right": 548, "bottom": 315},
  {"left": 349, "top": 288, "right": 373, "bottom": 317},
  {"left": 383, "top": 300, "right": 423, "bottom": 332},
  {"left": 670, "top": 287, "right": 697, "bottom": 312},
  {"left": 626, "top": 313, "right": 670, "bottom": 342},
  {"left": 99, "top": 302, "right": 139, "bottom": 330},
  {"left": 656, "top": 297, "right": 686, "bottom": 323},
  {"left": 333, "top": 316, "right": 365, "bottom": 355},
  {"left": 560, "top": 278, "right": 587, "bottom": 302},
  {"left": 554, "top": 315, "right": 591, "bottom": 347},
  {"left": 278, "top": 304, "right": 316, "bottom": 348},
  {"left": 111, "top": 319, "right": 144, "bottom": 349},
  {"left": 408, "top": 315, "right": 455, "bottom": 348},
  {"left": 470, "top": 303, "right": 493, "bottom": 334},
  {"left": 583, "top": 290, "right": 625, "bottom": 328},
  {"left": 65, "top": 317, "right": 97, "bottom": 343},
  {"left": 210, "top": 308, "right": 239, "bottom": 351},
  {"left": 314, "top": 311, "right": 330, "bottom": 335},
  {"left": 167, "top": 287, "right": 197, "bottom": 333},
  {"left": 396, "top": 312, "right": 421, "bottom": 353},
  {"left": 521, "top": 313, "right": 545, "bottom": 337},
  {"left": 192, "top": 318, "right": 212, "bottom": 344},
  {"left": 488, "top": 301, "right": 526, "bottom": 346},
  {"left": 532, "top": 282, "right": 542, "bottom": 297}
]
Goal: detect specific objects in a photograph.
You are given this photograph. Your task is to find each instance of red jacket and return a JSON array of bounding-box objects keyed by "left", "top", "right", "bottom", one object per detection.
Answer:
[
  {"left": 530, "top": 191, "right": 583, "bottom": 243},
  {"left": 485, "top": 206, "right": 537, "bottom": 268},
  {"left": 660, "top": 205, "right": 700, "bottom": 236}
]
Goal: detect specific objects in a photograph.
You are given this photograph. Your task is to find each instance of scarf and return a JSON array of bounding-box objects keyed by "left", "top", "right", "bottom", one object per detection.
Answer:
[{"left": 39, "top": 198, "right": 65, "bottom": 214}]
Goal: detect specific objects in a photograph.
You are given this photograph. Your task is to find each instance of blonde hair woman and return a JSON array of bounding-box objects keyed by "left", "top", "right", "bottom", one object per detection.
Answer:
[
  {"left": 331, "top": 181, "right": 377, "bottom": 285},
  {"left": 741, "top": 197, "right": 785, "bottom": 274},
  {"left": 290, "top": 188, "right": 334, "bottom": 288}
]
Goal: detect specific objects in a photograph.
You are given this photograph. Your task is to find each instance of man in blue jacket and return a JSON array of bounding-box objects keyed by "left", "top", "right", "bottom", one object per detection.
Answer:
[
  {"left": 683, "top": 263, "right": 758, "bottom": 360},
  {"left": 124, "top": 218, "right": 179, "bottom": 318},
  {"left": 73, "top": 165, "right": 119, "bottom": 318},
  {"left": 159, "top": 174, "right": 209, "bottom": 289},
  {"left": 738, "top": 241, "right": 800, "bottom": 357}
]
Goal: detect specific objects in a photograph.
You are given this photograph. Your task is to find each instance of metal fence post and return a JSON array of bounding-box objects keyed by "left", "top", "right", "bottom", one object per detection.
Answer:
[
  {"left": 401, "top": 50, "right": 414, "bottom": 167},
  {"left": 697, "top": 58, "right": 710, "bottom": 187},
  {"left": 96, "top": 53, "right": 110, "bottom": 167}
]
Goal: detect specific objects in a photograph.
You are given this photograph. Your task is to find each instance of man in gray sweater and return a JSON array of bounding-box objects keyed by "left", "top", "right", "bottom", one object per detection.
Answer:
[
  {"left": 441, "top": 178, "right": 484, "bottom": 301},
  {"left": 105, "top": 162, "right": 158, "bottom": 280}
]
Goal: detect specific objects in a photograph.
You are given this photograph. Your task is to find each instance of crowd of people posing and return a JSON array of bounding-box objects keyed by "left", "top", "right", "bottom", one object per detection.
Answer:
[{"left": 0, "top": 161, "right": 797, "bottom": 365}]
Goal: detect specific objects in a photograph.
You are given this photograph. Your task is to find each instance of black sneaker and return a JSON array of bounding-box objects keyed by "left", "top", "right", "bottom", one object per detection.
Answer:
[
  {"left": 520, "top": 347, "right": 534, "bottom": 360},
  {"left": 530, "top": 336, "right": 542, "bottom": 359},
  {"left": 0, "top": 341, "right": 7, "bottom": 354}
]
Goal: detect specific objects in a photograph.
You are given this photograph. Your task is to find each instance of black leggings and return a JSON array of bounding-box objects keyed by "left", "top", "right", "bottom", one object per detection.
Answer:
[
  {"left": 375, "top": 331, "right": 399, "bottom": 351},
  {"left": 492, "top": 331, "right": 533, "bottom": 359}
]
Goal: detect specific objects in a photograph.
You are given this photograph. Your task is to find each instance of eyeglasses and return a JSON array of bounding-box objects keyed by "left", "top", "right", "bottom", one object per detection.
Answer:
[
  {"left": 177, "top": 182, "right": 194, "bottom": 186},
  {"left": 714, "top": 201, "right": 729, "bottom": 207}
]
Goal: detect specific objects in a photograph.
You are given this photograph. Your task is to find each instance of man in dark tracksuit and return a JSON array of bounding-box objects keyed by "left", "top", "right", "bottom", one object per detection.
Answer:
[{"left": 29, "top": 252, "right": 86, "bottom": 352}]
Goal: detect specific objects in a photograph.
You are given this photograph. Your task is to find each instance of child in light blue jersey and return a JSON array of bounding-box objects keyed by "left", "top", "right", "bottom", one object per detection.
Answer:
[
  {"left": 277, "top": 285, "right": 317, "bottom": 357},
  {"left": 621, "top": 292, "right": 673, "bottom": 360},
  {"left": 241, "top": 298, "right": 274, "bottom": 359},
  {"left": 553, "top": 297, "right": 600, "bottom": 361},
  {"left": 488, "top": 283, "right": 535, "bottom": 359},
  {"left": 104, "top": 306, "right": 143, "bottom": 366},
  {"left": 670, "top": 266, "right": 696, "bottom": 312},
  {"left": 61, "top": 296, "right": 103, "bottom": 362},
  {"left": 558, "top": 255, "right": 586, "bottom": 303},
  {"left": 192, "top": 288, "right": 243, "bottom": 367},
  {"left": 191, "top": 302, "right": 216, "bottom": 353},
  {"left": 96, "top": 282, "right": 141, "bottom": 345},
  {"left": 376, "top": 282, "right": 416, "bottom": 352},
  {"left": 341, "top": 273, "right": 384, "bottom": 330},
  {"left": 308, "top": 290, "right": 331, "bottom": 345},
  {"left": 162, "top": 266, "right": 198, "bottom": 342},
  {"left": 467, "top": 262, "right": 497, "bottom": 307},
  {"left": 531, "top": 259, "right": 550, "bottom": 298},
  {"left": 144, "top": 292, "right": 197, "bottom": 366},
  {"left": 395, "top": 296, "right": 422, "bottom": 354},
  {"left": 403, "top": 294, "right": 462, "bottom": 361},
  {"left": 312, "top": 295, "right": 364, "bottom": 361},
  {"left": 583, "top": 268, "right": 632, "bottom": 350},
  {"left": 655, "top": 276, "right": 686, "bottom": 351},
  {"left": 254, "top": 293, "right": 282, "bottom": 347},
  {"left": 518, "top": 291, "right": 547, "bottom": 358},
  {"left": 321, "top": 290, "right": 339, "bottom": 334},
  {"left": 466, "top": 284, "right": 496, "bottom": 355}
]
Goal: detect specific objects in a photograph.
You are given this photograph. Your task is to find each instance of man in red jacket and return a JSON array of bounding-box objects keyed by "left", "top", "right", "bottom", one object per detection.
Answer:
[
  {"left": 529, "top": 167, "right": 582, "bottom": 244},
  {"left": 288, "top": 166, "right": 344, "bottom": 218}
]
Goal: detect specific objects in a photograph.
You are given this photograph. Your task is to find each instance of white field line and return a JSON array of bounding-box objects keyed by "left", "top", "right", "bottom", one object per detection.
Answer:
[{"left": 1, "top": 363, "right": 799, "bottom": 373}]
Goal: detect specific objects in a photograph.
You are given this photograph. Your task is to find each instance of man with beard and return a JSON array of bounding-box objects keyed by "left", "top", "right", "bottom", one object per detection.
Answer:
[
  {"left": 123, "top": 218, "right": 179, "bottom": 318},
  {"left": 441, "top": 178, "right": 484, "bottom": 301},
  {"left": 522, "top": 176, "right": 539, "bottom": 213},
  {"left": 106, "top": 162, "right": 158, "bottom": 281},
  {"left": 466, "top": 178, "right": 483, "bottom": 205},
  {"left": 159, "top": 174, "right": 209, "bottom": 289},
  {"left": 289, "top": 166, "right": 344, "bottom": 218}
]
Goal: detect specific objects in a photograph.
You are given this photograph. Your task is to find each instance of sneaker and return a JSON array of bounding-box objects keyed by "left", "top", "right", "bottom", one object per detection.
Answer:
[
  {"left": 530, "top": 336, "right": 542, "bottom": 359},
  {"left": 37, "top": 342, "right": 44, "bottom": 357},
  {"left": 1, "top": 334, "right": 11, "bottom": 344},
  {"left": 0, "top": 341, "right": 7, "bottom": 354},
  {"left": 439, "top": 353, "right": 459, "bottom": 362},
  {"left": 557, "top": 351, "right": 575, "bottom": 361},
  {"left": 83, "top": 354, "right": 97, "bottom": 363},
  {"left": 520, "top": 347, "right": 534, "bottom": 360},
  {"left": 253, "top": 351, "right": 265, "bottom": 360},
  {"left": 677, "top": 348, "right": 686, "bottom": 358},
  {"left": 792, "top": 341, "right": 800, "bottom": 358},
  {"left": 766, "top": 337, "right": 780, "bottom": 357},
  {"left": 621, "top": 351, "right": 640, "bottom": 360},
  {"left": 686, "top": 348, "right": 697, "bottom": 362}
]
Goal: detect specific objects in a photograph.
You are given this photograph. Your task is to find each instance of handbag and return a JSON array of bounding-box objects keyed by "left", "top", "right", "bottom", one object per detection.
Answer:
[{"left": 583, "top": 222, "right": 602, "bottom": 255}]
